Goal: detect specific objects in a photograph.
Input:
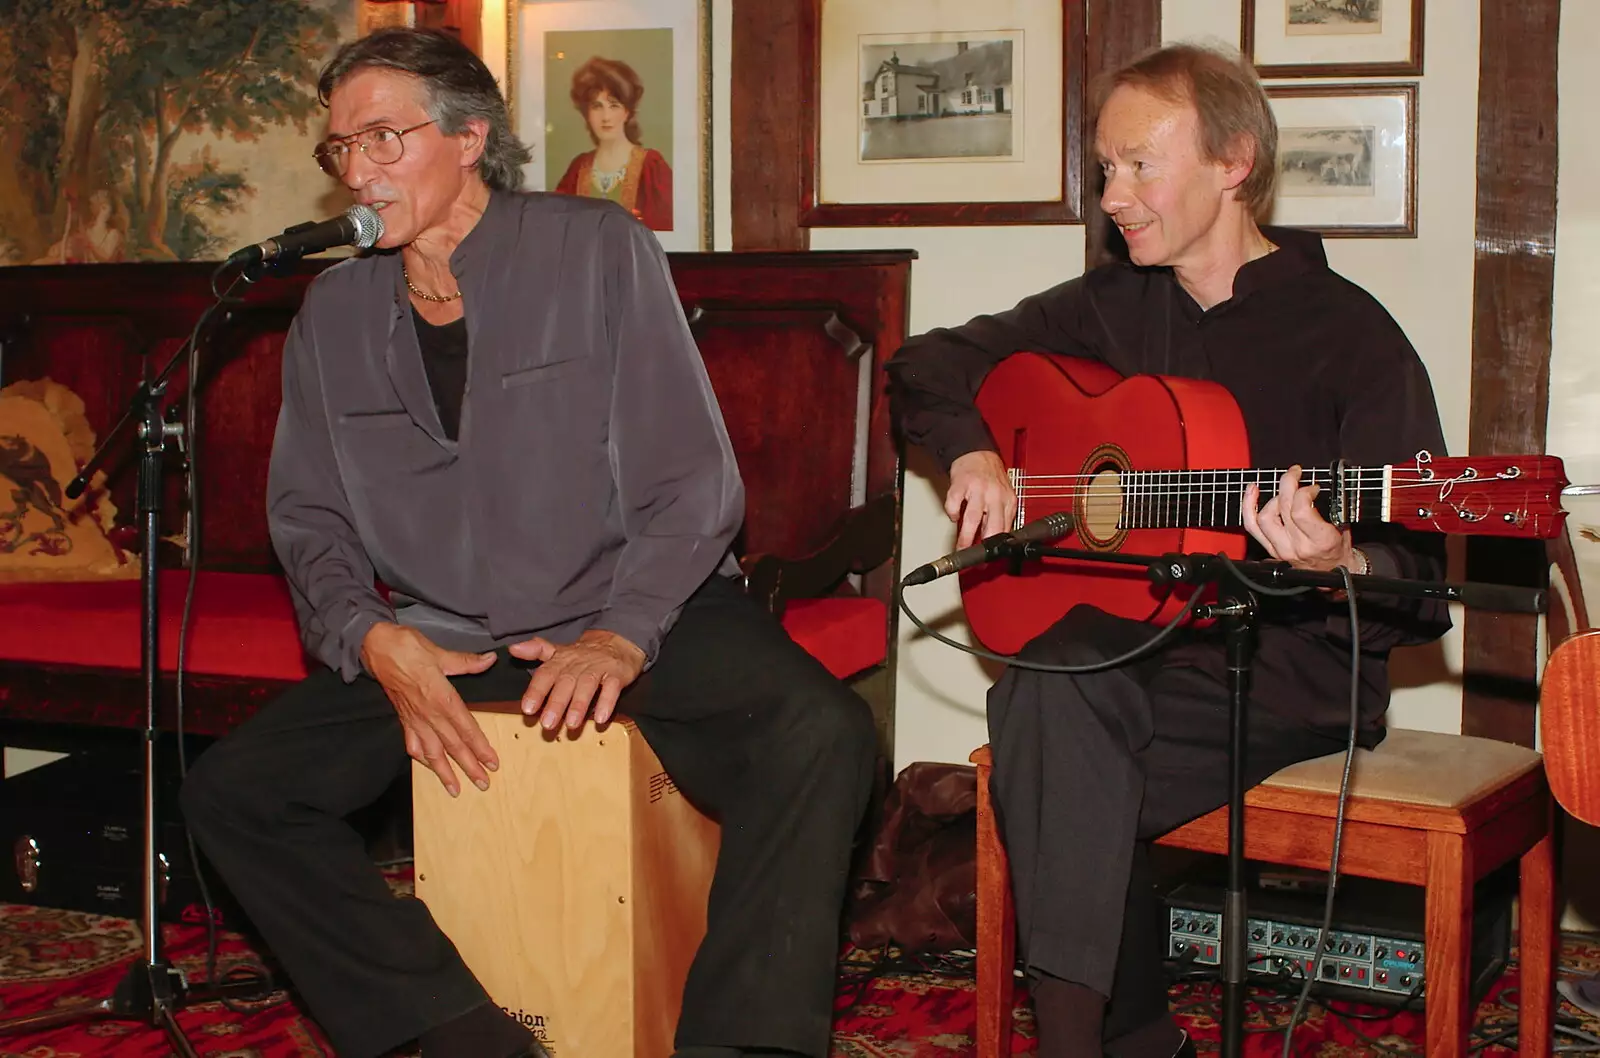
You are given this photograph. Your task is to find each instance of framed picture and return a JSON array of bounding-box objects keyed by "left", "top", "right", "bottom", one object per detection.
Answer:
[
  {"left": 509, "top": 0, "right": 712, "bottom": 251},
  {"left": 1243, "top": 0, "right": 1423, "bottom": 78},
  {"left": 1265, "top": 83, "right": 1417, "bottom": 238},
  {"left": 799, "top": 0, "right": 1084, "bottom": 227}
]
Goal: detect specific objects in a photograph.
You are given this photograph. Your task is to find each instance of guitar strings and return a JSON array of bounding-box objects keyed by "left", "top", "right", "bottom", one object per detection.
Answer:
[
  {"left": 1011, "top": 483, "right": 1497, "bottom": 499},
  {"left": 1010, "top": 472, "right": 1478, "bottom": 485},
  {"left": 1010, "top": 481, "right": 1506, "bottom": 498}
]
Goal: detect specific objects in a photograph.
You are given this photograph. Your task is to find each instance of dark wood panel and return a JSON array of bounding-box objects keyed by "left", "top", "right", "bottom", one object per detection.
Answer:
[
  {"left": 730, "top": 0, "right": 808, "bottom": 251},
  {"left": 191, "top": 324, "right": 292, "bottom": 571},
  {"left": 1083, "top": 0, "right": 1162, "bottom": 268},
  {"left": 1461, "top": 0, "right": 1561, "bottom": 747},
  {"left": 696, "top": 308, "right": 865, "bottom": 559}
]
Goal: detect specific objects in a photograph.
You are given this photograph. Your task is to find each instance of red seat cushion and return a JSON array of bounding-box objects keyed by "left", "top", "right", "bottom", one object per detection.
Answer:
[
  {"left": 0, "top": 575, "right": 887, "bottom": 684},
  {"left": 779, "top": 596, "right": 888, "bottom": 680},
  {"left": 0, "top": 571, "right": 309, "bottom": 681}
]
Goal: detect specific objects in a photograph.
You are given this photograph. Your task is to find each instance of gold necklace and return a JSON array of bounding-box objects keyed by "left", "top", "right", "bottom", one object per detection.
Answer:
[{"left": 403, "top": 266, "right": 462, "bottom": 303}]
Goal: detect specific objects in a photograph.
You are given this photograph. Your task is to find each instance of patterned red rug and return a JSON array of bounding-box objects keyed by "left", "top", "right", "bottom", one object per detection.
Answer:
[{"left": 2, "top": 891, "right": 1596, "bottom": 1056}]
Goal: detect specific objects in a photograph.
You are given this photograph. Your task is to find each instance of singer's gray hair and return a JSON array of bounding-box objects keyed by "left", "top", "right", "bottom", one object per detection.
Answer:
[{"left": 318, "top": 28, "right": 532, "bottom": 192}]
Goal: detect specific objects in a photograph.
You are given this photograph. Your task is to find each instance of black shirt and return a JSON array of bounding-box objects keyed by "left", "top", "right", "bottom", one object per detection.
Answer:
[
  {"left": 886, "top": 226, "right": 1452, "bottom": 731},
  {"left": 413, "top": 307, "right": 469, "bottom": 442}
]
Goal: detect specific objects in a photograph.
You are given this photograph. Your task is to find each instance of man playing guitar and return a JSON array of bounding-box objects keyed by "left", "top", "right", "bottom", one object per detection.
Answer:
[{"left": 887, "top": 42, "right": 1452, "bottom": 1058}]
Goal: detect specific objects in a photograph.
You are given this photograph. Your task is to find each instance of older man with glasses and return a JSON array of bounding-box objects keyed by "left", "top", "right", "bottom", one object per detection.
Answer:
[{"left": 179, "top": 26, "right": 876, "bottom": 1058}]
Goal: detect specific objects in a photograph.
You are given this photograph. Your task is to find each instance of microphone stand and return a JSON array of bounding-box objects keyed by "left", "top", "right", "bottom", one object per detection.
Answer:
[
  {"left": 1006, "top": 543, "right": 1545, "bottom": 1058},
  {"left": 0, "top": 256, "right": 291, "bottom": 1051}
]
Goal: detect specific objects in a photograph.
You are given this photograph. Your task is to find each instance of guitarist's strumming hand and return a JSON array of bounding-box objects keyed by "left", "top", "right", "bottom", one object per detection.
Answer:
[
  {"left": 1242, "top": 465, "right": 1363, "bottom": 574},
  {"left": 948, "top": 450, "right": 1018, "bottom": 548}
]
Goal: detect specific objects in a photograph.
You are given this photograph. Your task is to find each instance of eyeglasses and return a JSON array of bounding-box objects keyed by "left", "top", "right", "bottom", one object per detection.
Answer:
[{"left": 313, "top": 120, "right": 436, "bottom": 177}]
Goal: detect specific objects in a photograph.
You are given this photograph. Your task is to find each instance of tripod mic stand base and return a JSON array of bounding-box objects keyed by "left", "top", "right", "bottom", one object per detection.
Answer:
[{"left": 0, "top": 958, "right": 202, "bottom": 1058}]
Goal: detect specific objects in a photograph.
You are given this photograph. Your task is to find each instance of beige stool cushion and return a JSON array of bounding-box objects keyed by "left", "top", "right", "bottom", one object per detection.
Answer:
[{"left": 1259, "top": 728, "right": 1542, "bottom": 809}]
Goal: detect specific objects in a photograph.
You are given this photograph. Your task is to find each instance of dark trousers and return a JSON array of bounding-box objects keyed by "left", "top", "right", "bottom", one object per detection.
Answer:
[
  {"left": 988, "top": 605, "right": 1356, "bottom": 1052},
  {"left": 180, "top": 575, "right": 877, "bottom": 1058}
]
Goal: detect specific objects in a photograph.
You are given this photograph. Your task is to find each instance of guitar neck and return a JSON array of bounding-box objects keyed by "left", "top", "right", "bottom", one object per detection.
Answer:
[
  {"left": 1010, "top": 453, "right": 1568, "bottom": 539},
  {"left": 1089, "top": 465, "right": 1385, "bottom": 531}
]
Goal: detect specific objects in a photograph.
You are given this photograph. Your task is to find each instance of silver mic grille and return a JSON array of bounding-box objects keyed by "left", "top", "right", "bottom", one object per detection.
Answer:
[{"left": 346, "top": 204, "right": 384, "bottom": 248}]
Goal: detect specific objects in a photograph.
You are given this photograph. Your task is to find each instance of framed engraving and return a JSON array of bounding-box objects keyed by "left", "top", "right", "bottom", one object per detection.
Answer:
[
  {"left": 1265, "top": 82, "right": 1418, "bottom": 237},
  {"left": 1244, "top": 0, "right": 1424, "bottom": 78}
]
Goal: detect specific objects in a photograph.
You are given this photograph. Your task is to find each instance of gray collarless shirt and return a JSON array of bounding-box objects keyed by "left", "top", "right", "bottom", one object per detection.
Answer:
[{"left": 267, "top": 190, "right": 745, "bottom": 681}]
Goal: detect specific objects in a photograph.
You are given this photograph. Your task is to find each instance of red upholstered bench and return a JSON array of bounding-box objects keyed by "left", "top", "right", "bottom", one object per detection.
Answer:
[
  {"left": 0, "top": 572, "right": 310, "bottom": 682},
  {"left": 0, "top": 571, "right": 886, "bottom": 692}
]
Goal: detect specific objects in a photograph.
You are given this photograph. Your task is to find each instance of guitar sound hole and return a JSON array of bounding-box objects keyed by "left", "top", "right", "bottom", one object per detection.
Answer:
[{"left": 1083, "top": 468, "right": 1124, "bottom": 544}]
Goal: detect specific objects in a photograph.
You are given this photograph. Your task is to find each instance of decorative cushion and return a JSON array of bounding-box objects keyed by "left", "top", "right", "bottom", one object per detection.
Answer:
[
  {"left": 0, "top": 379, "right": 137, "bottom": 583},
  {"left": 779, "top": 596, "right": 888, "bottom": 680},
  {"left": 1260, "top": 727, "right": 1543, "bottom": 809},
  {"left": 0, "top": 570, "right": 308, "bottom": 681}
]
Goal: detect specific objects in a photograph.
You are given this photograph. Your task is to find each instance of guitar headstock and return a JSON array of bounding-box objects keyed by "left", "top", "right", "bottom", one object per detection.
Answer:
[{"left": 1385, "top": 454, "right": 1570, "bottom": 539}]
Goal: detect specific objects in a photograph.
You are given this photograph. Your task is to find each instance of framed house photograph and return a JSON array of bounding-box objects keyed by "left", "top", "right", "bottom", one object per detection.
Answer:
[
  {"left": 1265, "top": 83, "right": 1417, "bottom": 237},
  {"left": 800, "top": 0, "right": 1084, "bottom": 227},
  {"left": 509, "top": 0, "right": 711, "bottom": 251},
  {"left": 1243, "top": 0, "right": 1423, "bottom": 78}
]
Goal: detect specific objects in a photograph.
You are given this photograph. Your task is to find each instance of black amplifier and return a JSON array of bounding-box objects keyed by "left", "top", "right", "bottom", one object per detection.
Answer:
[
  {"left": 1163, "top": 867, "right": 1512, "bottom": 1008},
  {"left": 2, "top": 722, "right": 410, "bottom": 928},
  {"left": 0, "top": 731, "right": 244, "bottom": 927}
]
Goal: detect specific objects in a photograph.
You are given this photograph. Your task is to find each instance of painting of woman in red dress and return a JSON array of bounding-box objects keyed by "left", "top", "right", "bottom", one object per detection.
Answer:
[{"left": 554, "top": 57, "right": 673, "bottom": 231}]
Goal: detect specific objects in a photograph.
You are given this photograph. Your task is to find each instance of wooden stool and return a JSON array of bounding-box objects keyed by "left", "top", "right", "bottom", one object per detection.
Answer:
[
  {"left": 414, "top": 708, "right": 720, "bottom": 1058},
  {"left": 971, "top": 728, "right": 1554, "bottom": 1058}
]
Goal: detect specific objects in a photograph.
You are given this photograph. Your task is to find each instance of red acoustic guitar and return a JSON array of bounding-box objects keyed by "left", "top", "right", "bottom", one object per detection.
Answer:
[{"left": 959, "top": 352, "right": 1574, "bottom": 655}]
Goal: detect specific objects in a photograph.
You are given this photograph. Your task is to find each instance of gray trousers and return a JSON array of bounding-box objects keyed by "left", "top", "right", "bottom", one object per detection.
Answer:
[{"left": 987, "top": 605, "right": 1354, "bottom": 1047}]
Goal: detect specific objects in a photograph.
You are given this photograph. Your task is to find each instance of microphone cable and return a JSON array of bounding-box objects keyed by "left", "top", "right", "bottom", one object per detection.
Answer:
[
  {"left": 896, "top": 584, "right": 1201, "bottom": 675},
  {"left": 174, "top": 259, "right": 279, "bottom": 1011}
]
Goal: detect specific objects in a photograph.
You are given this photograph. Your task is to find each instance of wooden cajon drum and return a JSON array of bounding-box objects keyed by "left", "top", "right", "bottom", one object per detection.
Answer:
[{"left": 413, "top": 707, "right": 721, "bottom": 1058}]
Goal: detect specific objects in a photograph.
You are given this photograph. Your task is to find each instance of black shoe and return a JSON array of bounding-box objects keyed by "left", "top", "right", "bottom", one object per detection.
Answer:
[{"left": 1174, "top": 1031, "right": 1196, "bottom": 1058}]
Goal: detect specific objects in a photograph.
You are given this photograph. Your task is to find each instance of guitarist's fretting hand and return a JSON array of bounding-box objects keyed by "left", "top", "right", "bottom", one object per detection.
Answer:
[
  {"left": 948, "top": 450, "right": 1019, "bottom": 548},
  {"left": 1242, "top": 465, "right": 1362, "bottom": 574}
]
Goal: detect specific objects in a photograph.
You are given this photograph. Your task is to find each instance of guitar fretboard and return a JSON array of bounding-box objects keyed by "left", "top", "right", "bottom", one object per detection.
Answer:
[{"left": 1015, "top": 466, "right": 1389, "bottom": 530}]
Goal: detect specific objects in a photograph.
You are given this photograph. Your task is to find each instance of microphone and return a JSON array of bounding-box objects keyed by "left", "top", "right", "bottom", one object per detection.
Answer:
[
  {"left": 902, "top": 512, "right": 1075, "bottom": 587},
  {"left": 224, "top": 204, "right": 384, "bottom": 266}
]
